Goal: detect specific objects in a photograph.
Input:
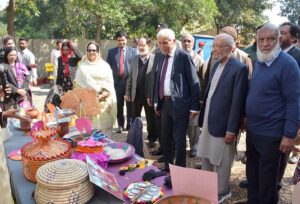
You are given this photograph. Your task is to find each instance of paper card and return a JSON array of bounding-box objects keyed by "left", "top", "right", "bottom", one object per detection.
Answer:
[
  {"left": 32, "top": 121, "right": 44, "bottom": 130},
  {"left": 86, "top": 155, "right": 124, "bottom": 201},
  {"left": 76, "top": 118, "right": 92, "bottom": 134},
  {"left": 169, "top": 164, "right": 218, "bottom": 204}
]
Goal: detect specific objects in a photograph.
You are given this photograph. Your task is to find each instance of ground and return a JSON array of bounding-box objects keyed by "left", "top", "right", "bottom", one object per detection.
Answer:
[{"left": 31, "top": 85, "right": 296, "bottom": 204}]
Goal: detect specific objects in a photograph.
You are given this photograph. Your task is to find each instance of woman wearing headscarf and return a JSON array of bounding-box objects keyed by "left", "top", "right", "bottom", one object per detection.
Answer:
[
  {"left": 74, "top": 41, "right": 117, "bottom": 137},
  {"left": 56, "top": 41, "right": 82, "bottom": 92}
]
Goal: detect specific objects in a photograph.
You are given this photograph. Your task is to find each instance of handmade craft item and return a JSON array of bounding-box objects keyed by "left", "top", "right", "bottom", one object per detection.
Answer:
[
  {"left": 123, "top": 181, "right": 164, "bottom": 203},
  {"left": 103, "top": 142, "right": 135, "bottom": 163},
  {"left": 60, "top": 88, "right": 103, "bottom": 117},
  {"left": 35, "top": 159, "right": 95, "bottom": 204},
  {"left": 21, "top": 128, "right": 71, "bottom": 182}
]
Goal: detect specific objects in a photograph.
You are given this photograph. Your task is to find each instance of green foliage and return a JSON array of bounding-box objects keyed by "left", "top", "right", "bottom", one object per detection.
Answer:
[
  {"left": 279, "top": 0, "right": 300, "bottom": 24},
  {"left": 215, "top": 0, "right": 272, "bottom": 44}
]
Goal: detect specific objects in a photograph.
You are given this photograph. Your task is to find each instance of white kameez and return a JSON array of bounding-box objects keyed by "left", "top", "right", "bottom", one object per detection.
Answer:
[{"left": 197, "top": 63, "right": 227, "bottom": 166}]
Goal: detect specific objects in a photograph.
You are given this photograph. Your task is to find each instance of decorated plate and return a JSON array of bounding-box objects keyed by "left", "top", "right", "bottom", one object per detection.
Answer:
[{"left": 103, "top": 142, "right": 135, "bottom": 163}]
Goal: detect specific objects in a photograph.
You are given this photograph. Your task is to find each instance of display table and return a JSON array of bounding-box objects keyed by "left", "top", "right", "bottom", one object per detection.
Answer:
[{"left": 4, "top": 121, "right": 172, "bottom": 204}]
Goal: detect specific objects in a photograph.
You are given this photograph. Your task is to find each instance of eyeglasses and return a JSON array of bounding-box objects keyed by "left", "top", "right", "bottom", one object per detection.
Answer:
[
  {"left": 87, "top": 49, "right": 98, "bottom": 53},
  {"left": 211, "top": 44, "right": 230, "bottom": 49},
  {"left": 62, "top": 49, "right": 69, "bottom": 52}
]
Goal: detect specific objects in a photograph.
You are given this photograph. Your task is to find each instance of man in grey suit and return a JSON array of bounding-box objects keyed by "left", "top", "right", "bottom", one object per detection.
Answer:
[
  {"left": 197, "top": 33, "right": 248, "bottom": 203},
  {"left": 107, "top": 31, "right": 138, "bottom": 133},
  {"left": 154, "top": 29, "right": 201, "bottom": 170},
  {"left": 181, "top": 32, "right": 204, "bottom": 157},
  {"left": 125, "top": 37, "right": 156, "bottom": 146}
]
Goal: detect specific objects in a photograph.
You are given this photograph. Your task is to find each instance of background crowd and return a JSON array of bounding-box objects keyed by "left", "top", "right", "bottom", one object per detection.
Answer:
[{"left": 0, "top": 20, "right": 300, "bottom": 204}]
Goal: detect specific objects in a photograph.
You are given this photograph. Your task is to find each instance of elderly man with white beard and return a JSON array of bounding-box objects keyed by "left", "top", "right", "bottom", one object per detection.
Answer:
[{"left": 245, "top": 23, "right": 300, "bottom": 204}]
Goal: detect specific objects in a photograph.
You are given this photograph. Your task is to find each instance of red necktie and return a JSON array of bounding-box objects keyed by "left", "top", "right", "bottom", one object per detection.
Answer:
[
  {"left": 119, "top": 48, "right": 124, "bottom": 79},
  {"left": 159, "top": 55, "right": 170, "bottom": 100}
]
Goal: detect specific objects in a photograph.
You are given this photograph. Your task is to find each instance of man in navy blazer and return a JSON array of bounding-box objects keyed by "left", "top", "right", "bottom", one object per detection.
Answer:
[
  {"left": 107, "top": 31, "right": 138, "bottom": 133},
  {"left": 154, "top": 28, "right": 201, "bottom": 170},
  {"left": 197, "top": 33, "right": 248, "bottom": 203}
]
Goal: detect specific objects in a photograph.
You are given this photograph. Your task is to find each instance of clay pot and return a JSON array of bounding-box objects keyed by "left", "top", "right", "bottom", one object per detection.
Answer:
[
  {"left": 57, "top": 122, "right": 69, "bottom": 137},
  {"left": 26, "top": 108, "right": 39, "bottom": 119}
]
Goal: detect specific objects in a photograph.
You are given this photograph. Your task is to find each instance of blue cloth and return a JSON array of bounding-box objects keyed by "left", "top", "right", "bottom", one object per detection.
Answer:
[{"left": 246, "top": 51, "right": 300, "bottom": 138}]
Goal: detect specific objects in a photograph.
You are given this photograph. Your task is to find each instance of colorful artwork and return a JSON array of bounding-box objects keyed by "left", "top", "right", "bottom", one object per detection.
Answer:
[{"left": 86, "top": 155, "right": 124, "bottom": 201}]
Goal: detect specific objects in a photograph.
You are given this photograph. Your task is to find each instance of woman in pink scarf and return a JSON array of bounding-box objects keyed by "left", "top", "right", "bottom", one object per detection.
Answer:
[{"left": 56, "top": 41, "right": 82, "bottom": 92}]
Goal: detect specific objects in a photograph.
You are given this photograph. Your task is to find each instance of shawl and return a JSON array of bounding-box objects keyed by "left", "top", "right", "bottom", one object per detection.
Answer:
[
  {"left": 60, "top": 44, "right": 74, "bottom": 76},
  {"left": 74, "top": 59, "right": 117, "bottom": 130}
]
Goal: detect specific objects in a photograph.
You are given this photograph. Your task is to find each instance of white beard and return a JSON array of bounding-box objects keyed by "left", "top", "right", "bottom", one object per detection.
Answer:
[{"left": 257, "top": 42, "right": 280, "bottom": 63}]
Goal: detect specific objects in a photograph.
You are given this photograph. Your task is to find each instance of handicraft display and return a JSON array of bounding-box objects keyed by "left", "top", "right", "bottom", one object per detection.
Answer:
[
  {"left": 103, "top": 142, "right": 135, "bottom": 163},
  {"left": 86, "top": 155, "right": 124, "bottom": 201},
  {"left": 35, "top": 159, "right": 95, "bottom": 204},
  {"left": 21, "top": 127, "right": 71, "bottom": 182},
  {"left": 123, "top": 181, "right": 164, "bottom": 203}
]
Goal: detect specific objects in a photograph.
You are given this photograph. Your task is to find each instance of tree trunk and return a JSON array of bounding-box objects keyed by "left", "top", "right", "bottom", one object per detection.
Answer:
[
  {"left": 95, "top": 15, "right": 101, "bottom": 45},
  {"left": 6, "top": 0, "right": 15, "bottom": 36}
]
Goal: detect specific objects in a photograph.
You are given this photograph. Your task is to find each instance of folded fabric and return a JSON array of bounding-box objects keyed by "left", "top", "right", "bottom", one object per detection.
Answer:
[
  {"left": 164, "top": 175, "right": 172, "bottom": 189},
  {"left": 142, "top": 169, "right": 167, "bottom": 181}
]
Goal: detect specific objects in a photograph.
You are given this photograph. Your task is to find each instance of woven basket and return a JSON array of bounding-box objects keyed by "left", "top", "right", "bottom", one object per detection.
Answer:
[
  {"left": 21, "top": 128, "right": 72, "bottom": 183},
  {"left": 35, "top": 159, "right": 95, "bottom": 204}
]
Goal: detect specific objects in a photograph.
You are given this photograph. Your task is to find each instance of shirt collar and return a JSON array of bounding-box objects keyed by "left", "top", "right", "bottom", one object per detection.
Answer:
[
  {"left": 264, "top": 48, "right": 281, "bottom": 67},
  {"left": 284, "top": 45, "right": 294, "bottom": 53},
  {"left": 168, "top": 46, "right": 177, "bottom": 57}
]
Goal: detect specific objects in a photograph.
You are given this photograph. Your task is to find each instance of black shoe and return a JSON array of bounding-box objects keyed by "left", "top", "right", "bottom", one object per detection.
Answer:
[
  {"left": 125, "top": 125, "right": 131, "bottom": 131},
  {"left": 116, "top": 127, "right": 123, "bottom": 134},
  {"left": 151, "top": 150, "right": 163, "bottom": 156},
  {"left": 148, "top": 141, "right": 156, "bottom": 148},
  {"left": 157, "top": 157, "right": 165, "bottom": 163},
  {"left": 239, "top": 180, "right": 248, "bottom": 189}
]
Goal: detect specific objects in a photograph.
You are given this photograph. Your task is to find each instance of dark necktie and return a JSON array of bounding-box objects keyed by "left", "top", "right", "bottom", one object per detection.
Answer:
[
  {"left": 159, "top": 55, "right": 170, "bottom": 100},
  {"left": 119, "top": 48, "right": 124, "bottom": 79}
]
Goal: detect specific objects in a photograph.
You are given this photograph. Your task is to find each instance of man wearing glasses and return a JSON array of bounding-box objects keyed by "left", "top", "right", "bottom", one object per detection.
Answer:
[{"left": 197, "top": 33, "right": 248, "bottom": 203}]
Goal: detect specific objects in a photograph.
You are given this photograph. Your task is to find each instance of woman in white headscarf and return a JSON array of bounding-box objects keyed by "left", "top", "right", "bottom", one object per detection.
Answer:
[{"left": 74, "top": 41, "right": 117, "bottom": 137}]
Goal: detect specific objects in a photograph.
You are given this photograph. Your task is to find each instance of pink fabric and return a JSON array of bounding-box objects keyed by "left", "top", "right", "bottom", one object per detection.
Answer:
[{"left": 71, "top": 152, "right": 109, "bottom": 169}]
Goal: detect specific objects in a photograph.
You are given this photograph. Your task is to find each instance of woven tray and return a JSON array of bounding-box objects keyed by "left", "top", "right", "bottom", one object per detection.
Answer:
[{"left": 35, "top": 159, "right": 94, "bottom": 204}]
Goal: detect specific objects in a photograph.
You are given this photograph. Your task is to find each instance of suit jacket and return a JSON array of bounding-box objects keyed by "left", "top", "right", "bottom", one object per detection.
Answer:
[
  {"left": 154, "top": 48, "right": 201, "bottom": 118},
  {"left": 126, "top": 54, "right": 154, "bottom": 102},
  {"left": 2, "top": 63, "right": 30, "bottom": 105},
  {"left": 198, "top": 56, "right": 248, "bottom": 137},
  {"left": 288, "top": 45, "right": 300, "bottom": 68},
  {"left": 106, "top": 46, "right": 138, "bottom": 84}
]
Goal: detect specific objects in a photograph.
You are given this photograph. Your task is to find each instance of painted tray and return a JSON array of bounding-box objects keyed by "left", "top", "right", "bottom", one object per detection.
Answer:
[{"left": 103, "top": 142, "right": 135, "bottom": 163}]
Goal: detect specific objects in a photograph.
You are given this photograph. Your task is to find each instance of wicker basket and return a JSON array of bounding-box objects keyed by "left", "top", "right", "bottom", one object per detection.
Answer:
[
  {"left": 21, "top": 128, "right": 72, "bottom": 183},
  {"left": 35, "top": 159, "right": 95, "bottom": 204}
]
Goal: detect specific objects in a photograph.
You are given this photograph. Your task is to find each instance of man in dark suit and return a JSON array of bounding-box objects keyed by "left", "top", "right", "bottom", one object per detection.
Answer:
[
  {"left": 125, "top": 37, "right": 156, "bottom": 146},
  {"left": 277, "top": 22, "right": 300, "bottom": 189},
  {"left": 107, "top": 31, "right": 138, "bottom": 133},
  {"left": 280, "top": 22, "right": 300, "bottom": 67},
  {"left": 154, "top": 28, "right": 200, "bottom": 170},
  {"left": 197, "top": 33, "right": 248, "bottom": 203}
]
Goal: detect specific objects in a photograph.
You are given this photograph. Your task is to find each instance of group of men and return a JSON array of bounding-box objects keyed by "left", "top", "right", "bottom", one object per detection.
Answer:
[{"left": 107, "top": 22, "right": 300, "bottom": 204}]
